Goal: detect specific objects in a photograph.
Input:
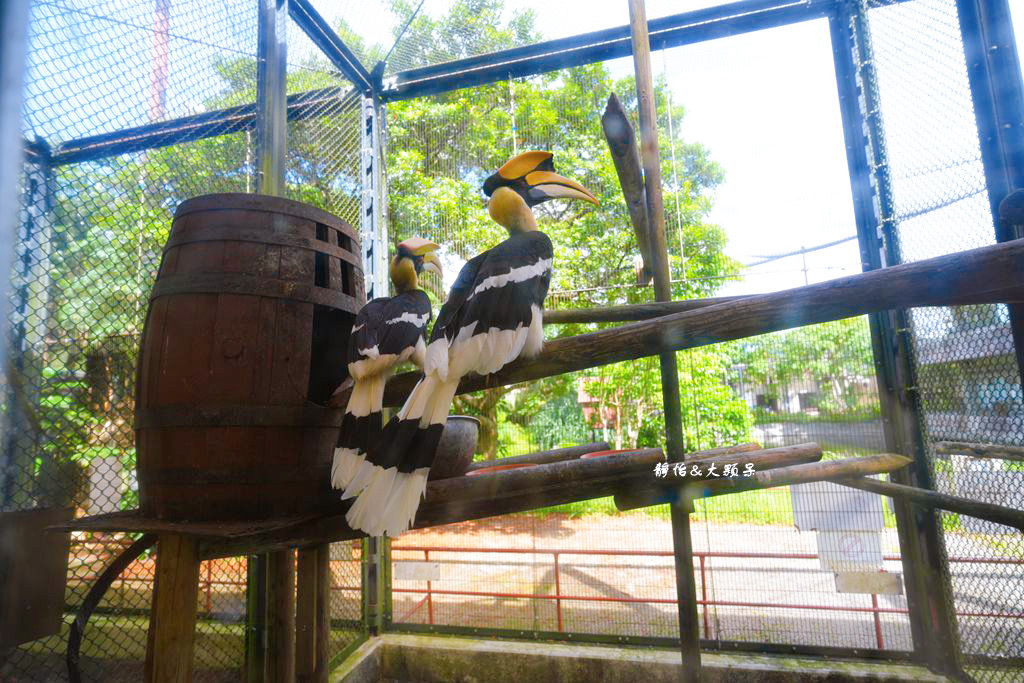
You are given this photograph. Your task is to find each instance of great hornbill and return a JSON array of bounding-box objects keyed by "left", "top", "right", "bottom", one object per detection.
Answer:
[
  {"left": 330, "top": 237, "right": 442, "bottom": 492},
  {"left": 342, "top": 151, "right": 599, "bottom": 537}
]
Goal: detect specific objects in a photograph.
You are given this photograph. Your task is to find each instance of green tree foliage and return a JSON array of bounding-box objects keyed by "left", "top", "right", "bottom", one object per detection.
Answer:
[
  {"left": 731, "top": 318, "right": 877, "bottom": 418},
  {"left": 44, "top": 0, "right": 752, "bottom": 470},
  {"left": 381, "top": 0, "right": 748, "bottom": 455}
]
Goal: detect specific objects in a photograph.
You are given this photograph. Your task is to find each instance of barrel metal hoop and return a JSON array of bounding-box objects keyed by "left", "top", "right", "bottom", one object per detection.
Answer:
[
  {"left": 149, "top": 273, "right": 360, "bottom": 311},
  {"left": 137, "top": 467, "right": 318, "bottom": 485},
  {"left": 164, "top": 227, "right": 362, "bottom": 267},
  {"left": 173, "top": 193, "right": 358, "bottom": 241},
  {"left": 135, "top": 404, "right": 345, "bottom": 429}
]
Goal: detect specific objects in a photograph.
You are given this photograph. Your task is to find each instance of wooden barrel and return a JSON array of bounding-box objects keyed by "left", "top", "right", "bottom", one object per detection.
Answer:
[{"left": 134, "top": 194, "right": 363, "bottom": 521}]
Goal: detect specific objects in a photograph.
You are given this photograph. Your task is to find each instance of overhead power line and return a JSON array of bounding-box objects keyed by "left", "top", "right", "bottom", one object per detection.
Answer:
[{"left": 744, "top": 234, "right": 858, "bottom": 267}]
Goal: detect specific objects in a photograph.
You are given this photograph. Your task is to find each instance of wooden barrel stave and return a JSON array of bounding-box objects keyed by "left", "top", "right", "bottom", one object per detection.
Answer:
[{"left": 136, "top": 194, "right": 361, "bottom": 521}]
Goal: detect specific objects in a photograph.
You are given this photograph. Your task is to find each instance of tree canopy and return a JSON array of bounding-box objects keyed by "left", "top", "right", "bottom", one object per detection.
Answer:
[
  {"left": 42, "top": 0, "right": 754, "bottom": 467},
  {"left": 377, "top": 0, "right": 747, "bottom": 454}
]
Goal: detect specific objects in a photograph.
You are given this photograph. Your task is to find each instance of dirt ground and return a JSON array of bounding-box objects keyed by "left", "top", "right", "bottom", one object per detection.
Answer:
[{"left": 65, "top": 513, "right": 1019, "bottom": 658}]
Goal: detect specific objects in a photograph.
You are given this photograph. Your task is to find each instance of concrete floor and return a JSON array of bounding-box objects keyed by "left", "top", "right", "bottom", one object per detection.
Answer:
[{"left": 331, "top": 633, "right": 951, "bottom": 683}]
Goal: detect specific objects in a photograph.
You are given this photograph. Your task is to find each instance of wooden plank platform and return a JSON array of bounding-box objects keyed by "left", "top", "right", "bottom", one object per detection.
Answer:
[{"left": 48, "top": 442, "right": 915, "bottom": 560}]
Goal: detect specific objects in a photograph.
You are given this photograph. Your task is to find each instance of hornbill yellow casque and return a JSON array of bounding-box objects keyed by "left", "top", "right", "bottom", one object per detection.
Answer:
[
  {"left": 330, "top": 237, "right": 442, "bottom": 492},
  {"left": 341, "top": 151, "right": 599, "bottom": 537}
]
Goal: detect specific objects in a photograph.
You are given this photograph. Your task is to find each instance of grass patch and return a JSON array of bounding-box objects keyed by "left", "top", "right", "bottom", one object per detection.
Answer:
[{"left": 753, "top": 410, "right": 880, "bottom": 424}]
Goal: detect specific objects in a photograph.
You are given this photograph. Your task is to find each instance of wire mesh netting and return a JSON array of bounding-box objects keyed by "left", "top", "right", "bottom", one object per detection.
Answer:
[
  {"left": 379, "top": 11, "right": 913, "bottom": 649},
  {"left": 4, "top": 1, "right": 365, "bottom": 680},
  {"left": 5, "top": 0, "right": 1024, "bottom": 679},
  {"left": 863, "top": 0, "right": 1024, "bottom": 676}
]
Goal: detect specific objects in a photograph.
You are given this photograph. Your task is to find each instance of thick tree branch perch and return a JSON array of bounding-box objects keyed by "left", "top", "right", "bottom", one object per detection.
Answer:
[
  {"left": 933, "top": 440, "right": 1024, "bottom": 463},
  {"left": 544, "top": 295, "right": 746, "bottom": 324},
  {"left": 615, "top": 453, "right": 912, "bottom": 511},
  {"left": 373, "top": 238, "right": 1024, "bottom": 407},
  {"left": 836, "top": 477, "right": 1024, "bottom": 532}
]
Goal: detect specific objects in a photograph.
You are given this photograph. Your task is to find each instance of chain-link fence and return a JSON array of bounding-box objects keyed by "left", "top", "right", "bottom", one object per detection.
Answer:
[
  {"left": 862, "top": 0, "right": 1024, "bottom": 678},
  {"left": 3, "top": 0, "right": 365, "bottom": 680},
  {"left": 4, "top": 0, "right": 1023, "bottom": 680},
  {"left": 375, "top": 0, "right": 1019, "bottom": 674}
]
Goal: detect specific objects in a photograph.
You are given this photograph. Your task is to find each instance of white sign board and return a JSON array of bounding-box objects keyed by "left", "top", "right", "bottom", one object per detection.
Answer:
[
  {"left": 816, "top": 530, "right": 884, "bottom": 572},
  {"left": 393, "top": 561, "right": 441, "bottom": 582},
  {"left": 791, "top": 480, "right": 884, "bottom": 531}
]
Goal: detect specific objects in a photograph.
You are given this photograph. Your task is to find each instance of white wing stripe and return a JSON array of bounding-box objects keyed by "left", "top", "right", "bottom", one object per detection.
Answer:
[
  {"left": 469, "top": 257, "right": 552, "bottom": 300},
  {"left": 385, "top": 311, "right": 430, "bottom": 327}
]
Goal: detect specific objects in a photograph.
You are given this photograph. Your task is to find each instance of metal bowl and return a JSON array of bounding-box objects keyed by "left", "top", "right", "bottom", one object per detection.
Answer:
[{"left": 428, "top": 415, "right": 480, "bottom": 480}]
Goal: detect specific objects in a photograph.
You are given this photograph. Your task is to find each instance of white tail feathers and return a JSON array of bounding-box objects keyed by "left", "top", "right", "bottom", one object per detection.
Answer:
[
  {"left": 382, "top": 469, "right": 430, "bottom": 537},
  {"left": 340, "top": 456, "right": 378, "bottom": 500},
  {"left": 331, "top": 447, "right": 365, "bottom": 490},
  {"left": 342, "top": 375, "right": 458, "bottom": 537},
  {"left": 424, "top": 379, "right": 459, "bottom": 427},
  {"left": 332, "top": 375, "right": 387, "bottom": 491},
  {"left": 344, "top": 464, "right": 397, "bottom": 534},
  {"left": 344, "top": 374, "right": 386, "bottom": 418}
]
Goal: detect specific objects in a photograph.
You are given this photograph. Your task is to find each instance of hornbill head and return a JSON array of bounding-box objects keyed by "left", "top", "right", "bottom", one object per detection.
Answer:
[
  {"left": 391, "top": 236, "right": 442, "bottom": 293},
  {"left": 483, "top": 151, "right": 599, "bottom": 234}
]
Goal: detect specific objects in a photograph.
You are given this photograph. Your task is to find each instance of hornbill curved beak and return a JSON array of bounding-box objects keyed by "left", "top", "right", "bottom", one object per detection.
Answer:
[
  {"left": 398, "top": 236, "right": 443, "bottom": 278},
  {"left": 484, "top": 151, "right": 599, "bottom": 207}
]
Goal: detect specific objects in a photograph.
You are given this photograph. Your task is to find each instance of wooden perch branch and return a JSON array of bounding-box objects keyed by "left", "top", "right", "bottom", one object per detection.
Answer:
[
  {"left": 544, "top": 296, "right": 747, "bottom": 324},
  {"left": 602, "top": 92, "right": 653, "bottom": 284},
  {"left": 615, "top": 453, "right": 912, "bottom": 511},
  {"left": 56, "top": 442, "right": 814, "bottom": 558},
  {"left": 375, "top": 238, "right": 1024, "bottom": 407},
  {"left": 933, "top": 441, "right": 1024, "bottom": 463},
  {"left": 836, "top": 477, "right": 1024, "bottom": 532},
  {"left": 614, "top": 443, "right": 823, "bottom": 510},
  {"left": 466, "top": 442, "right": 611, "bottom": 470}
]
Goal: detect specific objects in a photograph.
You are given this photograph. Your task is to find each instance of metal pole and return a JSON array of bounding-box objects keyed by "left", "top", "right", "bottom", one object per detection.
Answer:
[
  {"left": 358, "top": 91, "right": 391, "bottom": 632},
  {"left": 248, "top": 1, "right": 289, "bottom": 680},
  {"left": 627, "top": 0, "right": 701, "bottom": 679},
  {"left": 954, "top": 0, "right": 1024, "bottom": 389},
  {"left": 828, "top": 3, "right": 965, "bottom": 678},
  {"left": 360, "top": 95, "right": 389, "bottom": 300},
  {"left": 255, "top": 0, "right": 288, "bottom": 197},
  {"left": 0, "top": 0, "right": 30, "bottom": 373},
  {"left": 2, "top": 140, "right": 53, "bottom": 511}
]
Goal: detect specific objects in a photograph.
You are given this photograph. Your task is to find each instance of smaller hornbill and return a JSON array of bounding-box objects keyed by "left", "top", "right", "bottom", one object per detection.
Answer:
[
  {"left": 330, "top": 237, "right": 442, "bottom": 492},
  {"left": 342, "top": 151, "right": 598, "bottom": 537}
]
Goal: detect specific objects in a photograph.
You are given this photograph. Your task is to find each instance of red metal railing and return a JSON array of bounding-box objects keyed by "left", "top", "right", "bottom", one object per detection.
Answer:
[
  {"left": 68, "top": 539, "right": 1022, "bottom": 650},
  {"left": 389, "top": 544, "right": 1024, "bottom": 650}
]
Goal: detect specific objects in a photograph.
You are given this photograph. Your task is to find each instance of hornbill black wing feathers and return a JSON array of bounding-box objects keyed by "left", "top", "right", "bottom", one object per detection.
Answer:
[
  {"left": 347, "top": 233, "right": 554, "bottom": 537},
  {"left": 342, "top": 150, "right": 595, "bottom": 538},
  {"left": 331, "top": 290, "right": 432, "bottom": 491}
]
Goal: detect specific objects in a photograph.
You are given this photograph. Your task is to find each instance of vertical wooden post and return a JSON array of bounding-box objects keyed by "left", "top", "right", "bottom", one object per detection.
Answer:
[
  {"left": 266, "top": 549, "right": 296, "bottom": 682},
  {"left": 315, "top": 545, "right": 330, "bottom": 683},
  {"left": 244, "top": 555, "right": 267, "bottom": 682},
  {"left": 627, "top": 1, "right": 702, "bottom": 680},
  {"left": 145, "top": 534, "right": 200, "bottom": 683},
  {"left": 296, "top": 544, "right": 330, "bottom": 683},
  {"left": 296, "top": 548, "right": 316, "bottom": 682}
]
